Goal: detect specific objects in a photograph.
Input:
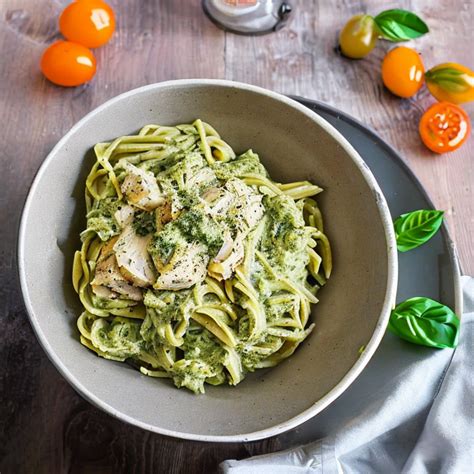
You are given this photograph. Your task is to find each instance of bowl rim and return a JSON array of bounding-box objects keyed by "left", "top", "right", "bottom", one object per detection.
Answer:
[{"left": 18, "top": 79, "right": 398, "bottom": 442}]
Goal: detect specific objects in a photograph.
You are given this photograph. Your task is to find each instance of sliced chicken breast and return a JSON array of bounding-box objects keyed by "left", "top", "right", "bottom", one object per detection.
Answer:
[
  {"left": 238, "top": 194, "right": 264, "bottom": 229},
  {"left": 114, "top": 204, "right": 135, "bottom": 229},
  {"left": 121, "top": 162, "right": 164, "bottom": 211},
  {"left": 91, "top": 238, "right": 143, "bottom": 301},
  {"left": 208, "top": 237, "right": 244, "bottom": 281},
  {"left": 154, "top": 242, "right": 209, "bottom": 290},
  {"left": 186, "top": 167, "right": 216, "bottom": 189},
  {"left": 113, "top": 225, "right": 156, "bottom": 287},
  {"left": 155, "top": 199, "right": 173, "bottom": 231},
  {"left": 213, "top": 230, "right": 234, "bottom": 262},
  {"left": 225, "top": 178, "right": 264, "bottom": 229},
  {"left": 91, "top": 284, "right": 118, "bottom": 299},
  {"left": 201, "top": 187, "right": 235, "bottom": 218}
]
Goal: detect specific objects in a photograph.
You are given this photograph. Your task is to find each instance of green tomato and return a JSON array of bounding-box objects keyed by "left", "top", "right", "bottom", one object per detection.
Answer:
[{"left": 339, "top": 14, "right": 378, "bottom": 59}]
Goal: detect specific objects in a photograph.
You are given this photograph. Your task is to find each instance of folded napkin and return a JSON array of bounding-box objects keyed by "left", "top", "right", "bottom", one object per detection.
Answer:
[{"left": 221, "top": 276, "right": 473, "bottom": 474}]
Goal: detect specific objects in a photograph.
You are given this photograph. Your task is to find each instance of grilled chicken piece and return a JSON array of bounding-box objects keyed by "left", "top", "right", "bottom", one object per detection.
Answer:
[
  {"left": 201, "top": 187, "right": 234, "bottom": 218},
  {"left": 154, "top": 242, "right": 209, "bottom": 290},
  {"left": 239, "top": 193, "right": 264, "bottom": 229},
  {"left": 213, "top": 231, "right": 234, "bottom": 262},
  {"left": 208, "top": 237, "right": 244, "bottom": 281},
  {"left": 91, "top": 284, "right": 118, "bottom": 299},
  {"left": 121, "top": 162, "right": 164, "bottom": 211},
  {"left": 224, "top": 178, "right": 249, "bottom": 197},
  {"left": 113, "top": 225, "right": 156, "bottom": 287},
  {"left": 91, "top": 238, "right": 143, "bottom": 301},
  {"left": 114, "top": 204, "right": 135, "bottom": 229},
  {"left": 200, "top": 187, "right": 220, "bottom": 202},
  {"left": 186, "top": 167, "right": 216, "bottom": 188},
  {"left": 225, "top": 178, "right": 264, "bottom": 229},
  {"left": 170, "top": 193, "right": 184, "bottom": 220},
  {"left": 205, "top": 180, "right": 264, "bottom": 281},
  {"left": 155, "top": 199, "right": 173, "bottom": 231},
  {"left": 202, "top": 179, "right": 264, "bottom": 226}
]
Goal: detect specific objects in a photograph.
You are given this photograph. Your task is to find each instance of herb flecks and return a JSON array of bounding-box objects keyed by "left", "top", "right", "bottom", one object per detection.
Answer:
[{"left": 133, "top": 211, "right": 156, "bottom": 236}]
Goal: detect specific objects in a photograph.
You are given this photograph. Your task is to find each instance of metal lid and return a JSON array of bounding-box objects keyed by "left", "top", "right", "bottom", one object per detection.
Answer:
[{"left": 202, "top": 0, "right": 292, "bottom": 35}]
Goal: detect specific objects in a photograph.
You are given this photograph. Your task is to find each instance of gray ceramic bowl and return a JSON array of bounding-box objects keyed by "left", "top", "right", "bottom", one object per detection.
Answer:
[{"left": 18, "top": 80, "right": 398, "bottom": 442}]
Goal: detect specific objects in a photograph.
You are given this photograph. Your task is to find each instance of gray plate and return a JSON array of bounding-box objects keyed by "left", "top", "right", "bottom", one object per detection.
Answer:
[{"left": 280, "top": 97, "right": 463, "bottom": 443}]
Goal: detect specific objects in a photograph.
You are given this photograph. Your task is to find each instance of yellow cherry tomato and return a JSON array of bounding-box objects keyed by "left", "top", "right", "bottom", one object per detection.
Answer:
[
  {"left": 425, "top": 63, "right": 474, "bottom": 104},
  {"left": 339, "top": 14, "right": 378, "bottom": 59},
  {"left": 382, "top": 46, "right": 425, "bottom": 98},
  {"left": 59, "top": 0, "right": 115, "bottom": 48},
  {"left": 41, "top": 41, "right": 96, "bottom": 87}
]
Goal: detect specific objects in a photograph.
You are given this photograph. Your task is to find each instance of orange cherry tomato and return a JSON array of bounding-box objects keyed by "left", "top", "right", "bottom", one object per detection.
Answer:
[
  {"left": 59, "top": 0, "right": 115, "bottom": 48},
  {"left": 382, "top": 46, "right": 425, "bottom": 98},
  {"left": 419, "top": 102, "right": 471, "bottom": 154},
  {"left": 41, "top": 41, "right": 96, "bottom": 87}
]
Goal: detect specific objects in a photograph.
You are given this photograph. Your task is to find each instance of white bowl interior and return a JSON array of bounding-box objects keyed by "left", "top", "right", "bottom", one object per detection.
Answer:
[{"left": 19, "top": 81, "right": 397, "bottom": 441}]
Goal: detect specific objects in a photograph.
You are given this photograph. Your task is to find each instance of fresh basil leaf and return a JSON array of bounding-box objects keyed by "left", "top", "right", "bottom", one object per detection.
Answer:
[
  {"left": 425, "top": 67, "right": 472, "bottom": 93},
  {"left": 394, "top": 210, "right": 444, "bottom": 252},
  {"left": 374, "top": 9, "right": 429, "bottom": 42},
  {"left": 389, "top": 297, "right": 459, "bottom": 349}
]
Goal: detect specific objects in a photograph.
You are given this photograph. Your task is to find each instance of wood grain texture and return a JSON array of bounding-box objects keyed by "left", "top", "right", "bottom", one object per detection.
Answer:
[{"left": 0, "top": 0, "right": 472, "bottom": 473}]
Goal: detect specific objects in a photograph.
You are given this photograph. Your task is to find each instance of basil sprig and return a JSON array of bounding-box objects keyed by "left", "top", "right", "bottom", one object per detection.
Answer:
[
  {"left": 374, "top": 9, "right": 429, "bottom": 42},
  {"left": 394, "top": 210, "right": 444, "bottom": 252},
  {"left": 389, "top": 297, "right": 459, "bottom": 349},
  {"left": 425, "top": 67, "right": 472, "bottom": 93}
]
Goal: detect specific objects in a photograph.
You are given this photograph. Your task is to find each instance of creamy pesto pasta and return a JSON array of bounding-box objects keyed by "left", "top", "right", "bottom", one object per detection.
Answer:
[{"left": 72, "top": 120, "right": 332, "bottom": 394}]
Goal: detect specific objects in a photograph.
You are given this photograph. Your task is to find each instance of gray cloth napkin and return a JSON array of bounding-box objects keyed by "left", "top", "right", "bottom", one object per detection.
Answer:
[{"left": 221, "top": 276, "right": 474, "bottom": 474}]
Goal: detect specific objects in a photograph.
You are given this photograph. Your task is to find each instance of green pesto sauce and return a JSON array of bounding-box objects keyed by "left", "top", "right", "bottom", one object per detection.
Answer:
[
  {"left": 133, "top": 210, "right": 156, "bottom": 236},
  {"left": 238, "top": 334, "right": 282, "bottom": 372},
  {"left": 212, "top": 150, "right": 267, "bottom": 180},
  {"left": 174, "top": 330, "right": 226, "bottom": 392},
  {"left": 149, "top": 208, "right": 224, "bottom": 263},
  {"left": 183, "top": 330, "right": 225, "bottom": 367},
  {"left": 83, "top": 198, "right": 125, "bottom": 241},
  {"left": 144, "top": 289, "right": 193, "bottom": 322},
  {"left": 172, "top": 359, "right": 215, "bottom": 394},
  {"left": 160, "top": 152, "right": 205, "bottom": 187},
  {"left": 139, "top": 151, "right": 185, "bottom": 176},
  {"left": 176, "top": 188, "right": 200, "bottom": 208},
  {"left": 91, "top": 317, "right": 143, "bottom": 359},
  {"left": 259, "top": 194, "right": 310, "bottom": 282}
]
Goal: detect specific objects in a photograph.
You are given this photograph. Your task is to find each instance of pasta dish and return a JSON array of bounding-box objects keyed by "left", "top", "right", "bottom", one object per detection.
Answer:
[{"left": 72, "top": 120, "right": 332, "bottom": 393}]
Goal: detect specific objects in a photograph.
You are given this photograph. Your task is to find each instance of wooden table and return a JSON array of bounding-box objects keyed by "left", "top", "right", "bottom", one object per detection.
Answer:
[{"left": 1, "top": 1, "right": 472, "bottom": 472}]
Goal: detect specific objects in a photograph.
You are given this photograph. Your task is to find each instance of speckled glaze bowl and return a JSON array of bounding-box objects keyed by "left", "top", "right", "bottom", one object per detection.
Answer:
[{"left": 18, "top": 80, "right": 398, "bottom": 442}]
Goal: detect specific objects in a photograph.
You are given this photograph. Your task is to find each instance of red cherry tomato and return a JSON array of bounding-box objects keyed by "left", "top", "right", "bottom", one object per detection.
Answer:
[
  {"left": 419, "top": 102, "right": 471, "bottom": 154},
  {"left": 41, "top": 41, "right": 96, "bottom": 87},
  {"left": 59, "top": 0, "right": 115, "bottom": 48}
]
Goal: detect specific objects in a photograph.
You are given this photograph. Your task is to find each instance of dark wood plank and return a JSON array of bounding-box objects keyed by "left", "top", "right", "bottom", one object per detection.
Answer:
[{"left": 0, "top": 0, "right": 472, "bottom": 473}]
